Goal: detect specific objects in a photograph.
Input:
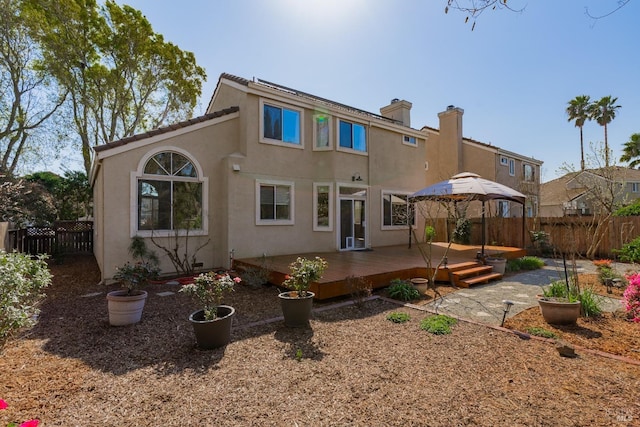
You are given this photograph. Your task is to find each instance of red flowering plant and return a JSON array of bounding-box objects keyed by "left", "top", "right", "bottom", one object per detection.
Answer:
[
  {"left": 180, "top": 271, "right": 241, "bottom": 320},
  {"left": 623, "top": 273, "right": 640, "bottom": 323},
  {"left": 0, "top": 398, "right": 39, "bottom": 427}
]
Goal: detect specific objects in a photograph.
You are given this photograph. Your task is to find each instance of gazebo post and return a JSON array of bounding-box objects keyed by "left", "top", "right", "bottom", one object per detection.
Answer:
[{"left": 481, "top": 200, "right": 486, "bottom": 257}]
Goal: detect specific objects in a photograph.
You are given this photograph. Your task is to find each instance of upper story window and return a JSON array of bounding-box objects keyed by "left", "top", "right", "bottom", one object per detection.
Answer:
[
  {"left": 313, "top": 114, "right": 332, "bottom": 150},
  {"left": 509, "top": 159, "right": 515, "bottom": 176},
  {"left": 523, "top": 164, "right": 535, "bottom": 182},
  {"left": 256, "top": 180, "right": 294, "bottom": 225},
  {"left": 137, "top": 151, "right": 204, "bottom": 233},
  {"left": 403, "top": 135, "right": 417, "bottom": 147},
  {"left": 338, "top": 119, "right": 367, "bottom": 153},
  {"left": 632, "top": 182, "right": 640, "bottom": 193},
  {"left": 500, "top": 156, "right": 508, "bottom": 166},
  {"left": 260, "top": 100, "right": 302, "bottom": 147}
]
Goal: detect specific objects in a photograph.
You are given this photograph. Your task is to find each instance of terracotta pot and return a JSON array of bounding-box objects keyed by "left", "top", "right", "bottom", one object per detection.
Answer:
[
  {"left": 106, "top": 290, "right": 148, "bottom": 326},
  {"left": 411, "top": 278, "right": 429, "bottom": 295},
  {"left": 188, "top": 306, "right": 235, "bottom": 349},
  {"left": 278, "top": 291, "right": 314, "bottom": 327},
  {"left": 537, "top": 297, "right": 581, "bottom": 325}
]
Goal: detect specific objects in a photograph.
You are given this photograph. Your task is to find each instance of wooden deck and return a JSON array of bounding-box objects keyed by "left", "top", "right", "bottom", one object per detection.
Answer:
[{"left": 234, "top": 243, "right": 526, "bottom": 300}]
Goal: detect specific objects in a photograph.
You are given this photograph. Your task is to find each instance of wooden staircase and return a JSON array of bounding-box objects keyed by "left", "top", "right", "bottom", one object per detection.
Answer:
[{"left": 430, "top": 261, "right": 503, "bottom": 288}]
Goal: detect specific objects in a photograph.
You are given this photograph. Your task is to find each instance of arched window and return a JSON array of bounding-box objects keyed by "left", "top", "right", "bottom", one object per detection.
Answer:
[{"left": 137, "top": 151, "right": 203, "bottom": 231}]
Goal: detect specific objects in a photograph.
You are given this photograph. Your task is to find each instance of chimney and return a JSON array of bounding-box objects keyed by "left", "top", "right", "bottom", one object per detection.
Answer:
[
  {"left": 380, "top": 99, "right": 412, "bottom": 127},
  {"left": 438, "top": 105, "right": 464, "bottom": 174}
]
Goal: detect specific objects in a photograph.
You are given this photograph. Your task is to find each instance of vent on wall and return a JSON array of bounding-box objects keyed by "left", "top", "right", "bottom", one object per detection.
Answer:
[{"left": 424, "top": 161, "right": 429, "bottom": 171}]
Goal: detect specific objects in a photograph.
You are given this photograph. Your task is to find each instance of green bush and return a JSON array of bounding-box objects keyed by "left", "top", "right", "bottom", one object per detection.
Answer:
[
  {"left": 386, "top": 312, "right": 411, "bottom": 323},
  {"left": 506, "top": 256, "right": 545, "bottom": 272},
  {"left": 615, "top": 236, "right": 640, "bottom": 263},
  {"left": 614, "top": 200, "right": 640, "bottom": 216},
  {"left": 0, "top": 252, "right": 52, "bottom": 345},
  {"left": 420, "top": 314, "right": 457, "bottom": 335},
  {"left": 387, "top": 279, "right": 420, "bottom": 301},
  {"left": 577, "top": 288, "right": 604, "bottom": 318}
]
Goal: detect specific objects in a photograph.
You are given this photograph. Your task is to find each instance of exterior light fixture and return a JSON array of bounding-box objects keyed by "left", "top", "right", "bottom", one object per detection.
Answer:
[
  {"left": 501, "top": 299, "right": 514, "bottom": 327},
  {"left": 352, "top": 173, "right": 363, "bottom": 182}
]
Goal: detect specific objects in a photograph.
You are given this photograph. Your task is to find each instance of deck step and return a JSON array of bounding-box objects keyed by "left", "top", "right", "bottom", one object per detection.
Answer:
[
  {"left": 445, "top": 261, "right": 482, "bottom": 272},
  {"left": 452, "top": 265, "right": 494, "bottom": 279},
  {"left": 457, "top": 272, "right": 503, "bottom": 288}
]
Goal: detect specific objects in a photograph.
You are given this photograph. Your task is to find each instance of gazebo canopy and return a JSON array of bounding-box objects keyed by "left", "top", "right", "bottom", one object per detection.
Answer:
[{"left": 410, "top": 172, "right": 526, "bottom": 204}]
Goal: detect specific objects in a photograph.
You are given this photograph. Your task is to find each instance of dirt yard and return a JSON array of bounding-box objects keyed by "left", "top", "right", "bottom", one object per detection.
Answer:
[{"left": 1, "top": 255, "right": 639, "bottom": 426}]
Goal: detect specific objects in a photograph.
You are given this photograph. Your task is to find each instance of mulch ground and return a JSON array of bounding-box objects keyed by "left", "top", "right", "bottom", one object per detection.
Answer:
[{"left": 1, "top": 255, "right": 639, "bottom": 426}]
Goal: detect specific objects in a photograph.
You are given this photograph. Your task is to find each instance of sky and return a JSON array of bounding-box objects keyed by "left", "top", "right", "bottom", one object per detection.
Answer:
[{"left": 60, "top": 0, "right": 639, "bottom": 182}]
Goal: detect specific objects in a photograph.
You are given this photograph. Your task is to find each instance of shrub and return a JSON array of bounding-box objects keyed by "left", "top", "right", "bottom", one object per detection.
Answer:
[
  {"left": 615, "top": 236, "right": 640, "bottom": 263},
  {"left": 623, "top": 273, "right": 640, "bottom": 322},
  {"left": 526, "top": 327, "right": 557, "bottom": 339},
  {"left": 346, "top": 275, "right": 373, "bottom": 308},
  {"left": 0, "top": 252, "right": 52, "bottom": 346},
  {"left": 506, "top": 256, "right": 545, "bottom": 272},
  {"left": 614, "top": 200, "right": 640, "bottom": 216},
  {"left": 420, "top": 314, "right": 457, "bottom": 335},
  {"left": 387, "top": 279, "right": 420, "bottom": 301},
  {"left": 577, "top": 288, "right": 604, "bottom": 317},
  {"left": 386, "top": 312, "right": 411, "bottom": 323},
  {"left": 542, "top": 279, "right": 603, "bottom": 317},
  {"left": 452, "top": 218, "right": 471, "bottom": 244}
]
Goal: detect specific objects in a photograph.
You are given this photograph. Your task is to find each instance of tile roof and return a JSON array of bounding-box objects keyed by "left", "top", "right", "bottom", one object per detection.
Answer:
[{"left": 93, "top": 106, "right": 240, "bottom": 153}]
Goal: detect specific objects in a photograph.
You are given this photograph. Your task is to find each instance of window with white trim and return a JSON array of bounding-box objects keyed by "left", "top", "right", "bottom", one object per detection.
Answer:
[
  {"left": 313, "top": 183, "right": 333, "bottom": 230},
  {"left": 632, "top": 182, "right": 640, "bottom": 193},
  {"left": 338, "top": 119, "right": 367, "bottom": 152},
  {"left": 260, "top": 100, "right": 302, "bottom": 146},
  {"left": 403, "top": 135, "right": 417, "bottom": 146},
  {"left": 256, "top": 180, "right": 294, "bottom": 225},
  {"left": 523, "top": 164, "right": 534, "bottom": 182},
  {"left": 137, "top": 151, "right": 203, "bottom": 231},
  {"left": 382, "top": 192, "right": 415, "bottom": 228},
  {"left": 500, "top": 156, "right": 508, "bottom": 166},
  {"left": 313, "top": 114, "right": 331, "bottom": 150},
  {"left": 509, "top": 159, "right": 515, "bottom": 176},
  {"left": 497, "top": 200, "right": 510, "bottom": 218}
]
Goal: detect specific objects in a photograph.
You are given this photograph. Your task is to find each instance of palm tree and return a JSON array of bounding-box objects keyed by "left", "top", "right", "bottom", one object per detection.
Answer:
[
  {"left": 590, "top": 96, "right": 621, "bottom": 167},
  {"left": 566, "top": 95, "right": 591, "bottom": 170},
  {"left": 620, "top": 133, "right": 640, "bottom": 168}
]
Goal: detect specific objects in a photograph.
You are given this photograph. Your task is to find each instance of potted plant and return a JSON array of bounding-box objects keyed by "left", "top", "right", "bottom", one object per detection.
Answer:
[
  {"left": 278, "top": 256, "right": 328, "bottom": 327},
  {"left": 180, "top": 271, "right": 241, "bottom": 349},
  {"left": 537, "top": 280, "right": 581, "bottom": 324},
  {"left": 484, "top": 252, "right": 507, "bottom": 275},
  {"left": 106, "top": 237, "right": 160, "bottom": 326}
]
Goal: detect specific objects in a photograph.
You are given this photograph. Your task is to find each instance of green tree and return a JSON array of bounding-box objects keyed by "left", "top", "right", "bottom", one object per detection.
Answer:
[
  {"left": 620, "top": 133, "right": 640, "bottom": 169},
  {"left": 25, "top": 170, "right": 91, "bottom": 220},
  {"left": 589, "top": 96, "right": 621, "bottom": 167},
  {"left": 0, "top": 0, "right": 66, "bottom": 177},
  {"left": 566, "top": 95, "right": 591, "bottom": 171},
  {"left": 24, "top": 0, "right": 207, "bottom": 175}
]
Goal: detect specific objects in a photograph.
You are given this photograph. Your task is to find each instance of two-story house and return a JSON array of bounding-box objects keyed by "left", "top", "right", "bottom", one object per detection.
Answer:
[{"left": 91, "top": 73, "right": 541, "bottom": 280}]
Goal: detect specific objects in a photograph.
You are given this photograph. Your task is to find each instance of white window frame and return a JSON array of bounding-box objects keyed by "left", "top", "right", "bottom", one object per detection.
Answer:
[
  {"left": 336, "top": 118, "right": 368, "bottom": 155},
  {"left": 313, "top": 182, "right": 333, "bottom": 231},
  {"left": 255, "top": 179, "right": 295, "bottom": 225},
  {"left": 497, "top": 200, "right": 510, "bottom": 218},
  {"left": 259, "top": 99, "right": 304, "bottom": 149},
  {"left": 508, "top": 159, "right": 515, "bottom": 176},
  {"left": 500, "top": 156, "right": 508, "bottom": 166},
  {"left": 523, "top": 163, "right": 534, "bottom": 182},
  {"left": 313, "top": 114, "right": 332, "bottom": 151},
  {"left": 402, "top": 135, "right": 417, "bottom": 147},
  {"left": 632, "top": 182, "right": 640, "bottom": 193},
  {"left": 381, "top": 190, "right": 415, "bottom": 229},
  {"left": 130, "top": 146, "right": 208, "bottom": 238}
]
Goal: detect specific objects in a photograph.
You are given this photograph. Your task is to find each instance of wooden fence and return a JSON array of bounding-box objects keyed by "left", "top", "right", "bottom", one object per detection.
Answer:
[
  {"left": 427, "top": 216, "right": 640, "bottom": 259},
  {"left": 8, "top": 221, "right": 93, "bottom": 256}
]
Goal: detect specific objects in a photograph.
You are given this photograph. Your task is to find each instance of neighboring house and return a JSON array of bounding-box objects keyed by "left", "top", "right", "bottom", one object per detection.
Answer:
[
  {"left": 540, "top": 167, "right": 640, "bottom": 217},
  {"left": 91, "top": 73, "right": 542, "bottom": 280}
]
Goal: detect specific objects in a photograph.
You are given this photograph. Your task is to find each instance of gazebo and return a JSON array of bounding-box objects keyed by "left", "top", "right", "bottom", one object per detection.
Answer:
[{"left": 409, "top": 172, "right": 527, "bottom": 257}]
